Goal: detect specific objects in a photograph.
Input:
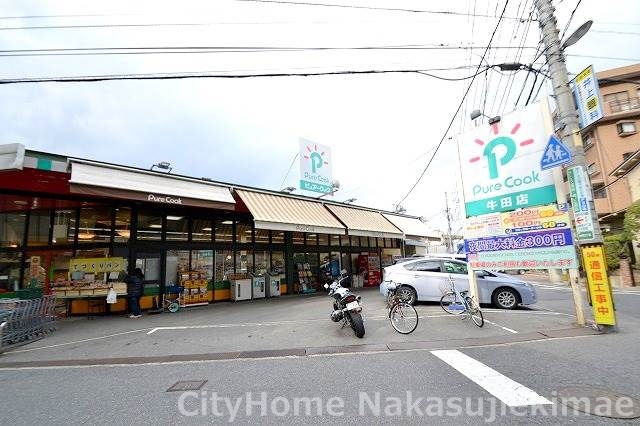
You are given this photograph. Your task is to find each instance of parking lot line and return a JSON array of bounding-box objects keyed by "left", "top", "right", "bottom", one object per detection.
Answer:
[
  {"left": 431, "top": 349, "right": 552, "bottom": 407},
  {"left": 483, "top": 319, "right": 518, "bottom": 334}
]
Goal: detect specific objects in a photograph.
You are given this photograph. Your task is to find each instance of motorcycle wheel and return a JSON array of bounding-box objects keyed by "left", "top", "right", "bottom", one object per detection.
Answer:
[{"left": 349, "top": 312, "right": 365, "bottom": 338}]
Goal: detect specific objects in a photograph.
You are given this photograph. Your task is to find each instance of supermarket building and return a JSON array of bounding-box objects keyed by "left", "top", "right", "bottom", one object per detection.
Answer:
[{"left": 0, "top": 143, "right": 439, "bottom": 314}]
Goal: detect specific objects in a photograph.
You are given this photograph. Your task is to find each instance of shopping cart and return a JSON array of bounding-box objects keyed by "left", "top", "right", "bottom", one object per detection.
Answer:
[
  {"left": 161, "top": 285, "right": 184, "bottom": 313},
  {"left": 0, "top": 295, "right": 57, "bottom": 352}
]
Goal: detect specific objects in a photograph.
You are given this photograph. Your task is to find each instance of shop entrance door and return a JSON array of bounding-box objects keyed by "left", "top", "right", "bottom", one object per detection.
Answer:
[{"left": 134, "top": 251, "right": 163, "bottom": 289}]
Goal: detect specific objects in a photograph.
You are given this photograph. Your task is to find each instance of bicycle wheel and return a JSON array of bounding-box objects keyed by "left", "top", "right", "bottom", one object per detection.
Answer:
[
  {"left": 389, "top": 302, "right": 419, "bottom": 334},
  {"left": 466, "top": 297, "right": 484, "bottom": 327},
  {"left": 440, "top": 292, "right": 465, "bottom": 315}
]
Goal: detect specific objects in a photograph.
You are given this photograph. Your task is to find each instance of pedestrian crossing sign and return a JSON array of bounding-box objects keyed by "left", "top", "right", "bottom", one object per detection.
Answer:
[{"left": 540, "top": 135, "right": 572, "bottom": 170}]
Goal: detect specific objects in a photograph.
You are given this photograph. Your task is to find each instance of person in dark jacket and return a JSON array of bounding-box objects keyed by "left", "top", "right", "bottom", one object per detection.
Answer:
[{"left": 124, "top": 267, "right": 144, "bottom": 318}]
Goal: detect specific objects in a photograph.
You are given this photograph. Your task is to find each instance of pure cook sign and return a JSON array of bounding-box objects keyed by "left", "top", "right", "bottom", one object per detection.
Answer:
[
  {"left": 299, "top": 138, "right": 333, "bottom": 194},
  {"left": 458, "top": 102, "right": 557, "bottom": 217}
]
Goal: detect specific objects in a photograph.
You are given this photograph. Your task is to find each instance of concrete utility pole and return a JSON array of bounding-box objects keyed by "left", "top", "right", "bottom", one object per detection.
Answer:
[
  {"left": 445, "top": 192, "right": 453, "bottom": 253},
  {"left": 534, "top": 0, "right": 611, "bottom": 328}
]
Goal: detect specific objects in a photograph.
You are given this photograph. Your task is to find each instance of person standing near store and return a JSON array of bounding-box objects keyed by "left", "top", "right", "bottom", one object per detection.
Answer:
[{"left": 125, "top": 267, "right": 144, "bottom": 318}]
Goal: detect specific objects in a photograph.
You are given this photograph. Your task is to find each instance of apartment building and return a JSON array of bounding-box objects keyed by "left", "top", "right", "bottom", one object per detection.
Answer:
[{"left": 578, "top": 63, "right": 640, "bottom": 234}]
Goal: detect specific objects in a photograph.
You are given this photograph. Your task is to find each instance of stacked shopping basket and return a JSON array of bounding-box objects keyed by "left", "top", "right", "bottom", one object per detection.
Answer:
[{"left": 0, "top": 295, "right": 57, "bottom": 353}]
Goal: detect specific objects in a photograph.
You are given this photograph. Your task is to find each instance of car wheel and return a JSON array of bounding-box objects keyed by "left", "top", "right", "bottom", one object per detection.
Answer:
[
  {"left": 397, "top": 286, "right": 417, "bottom": 305},
  {"left": 492, "top": 287, "right": 519, "bottom": 309}
]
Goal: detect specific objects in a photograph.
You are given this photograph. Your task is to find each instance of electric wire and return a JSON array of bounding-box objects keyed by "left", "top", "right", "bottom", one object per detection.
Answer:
[{"left": 395, "top": 0, "right": 511, "bottom": 208}]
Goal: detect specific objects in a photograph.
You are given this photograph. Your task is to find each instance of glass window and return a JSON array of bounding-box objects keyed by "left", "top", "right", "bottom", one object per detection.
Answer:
[
  {"left": 236, "top": 221, "right": 253, "bottom": 244},
  {"left": 27, "top": 210, "right": 51, "bottom": 246},
  {"left": 359, "top": 236, "right": 369, "bottom": 247},
  {"left": 330, "top": 234, "right": 340, "bottom": 248},
  {"left": 292, "top": 232, "right": 304, "bottom": 245},
  {"left": 444, "top": 260, "right": 468, "bottom": 274},
  {"left": 166, "top": 250, "right": 190, "bottom": 285},
  {"left": 254, "top": 250, "right": 270, "bottom": 274},
  {"left": 617, "top": 121, "right": 636, "bottom": 135},
  {"left": 271, "top": 231, "right": 285, "bottom": 244},
  {"left": 318, "top": 234, "right": 328, "bottom": 246},
  {"left": 52, "top": 209, "right": 75, "bottom": 245},
  {"left": 50, "top": 250, "right": 74, "bottom": 286},
  {"left": 1, "top": 212, "right": 26, "bottom": 248},
  {"left": 306, "top": 233, "right": 318, "bottom": 246},
  {"left": 215, "top": 249, "right": 234, "bottom": 281},
  {"left": 236, "top": 250, "right": 253, "bottom": 273},
  {"left": 271, "top": 251, "right": 284, "bottom": 274},
  {"left": 191, "top": 218, "right": 212, "bottom": 242},
  {"left": 255, "top": 228, "right": 269, "bottom": 244},
  {"left": 166, "top": 214, "right": 188, "bottom": 241},
  {"left": 377, "top": 238, "right": 384, "bottom": 248},
  {"left": 340, "top": 234, "right": 351, "bottom": 247},
  {"left": 408, "top": 260, "right": 441, "bottom": 272},
  {"left": 114, "top": 208, "right": 131, "bottom": 243},
  {"left": 192, "top": 250, "right": 214, "bottom": 282},
  {"left": 137, "top": 210, "right": 163, "bottom": 241},
  {"left": 215, "top": 220, "right": 233, "bottom": 243},
  {"left": 78, "top": 207, "right": 112, "bottom": 244},
  {"left": 23, "top": 253, "right": 47, "bottom": 289},
  {"left": 593, "top": 183, "right": 607, "bottom": 199},
  {"left": 0, "top": 251, "right": 22, "bottom": 292},
  {"left": 134, "top": 251, "right": 161, "bottom": 283}
]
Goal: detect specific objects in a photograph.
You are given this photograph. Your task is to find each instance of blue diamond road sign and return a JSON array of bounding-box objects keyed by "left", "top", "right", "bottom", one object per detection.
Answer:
[{"left": 540, "top": 135, "right": 572, "bottom": 170}]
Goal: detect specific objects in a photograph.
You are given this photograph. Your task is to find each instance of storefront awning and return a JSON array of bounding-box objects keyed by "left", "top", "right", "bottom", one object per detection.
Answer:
[
  {"left": 325, "top": 205, "right": 403, "bottom": 239},
  {"left": 68, "top": 160, "right": 235, "bottom": 210},
  {"left": 236, "top": 190, "right": 346, "bottom": 234},
  {"left": 382, "top": 213, "right": 440, "bottom": 240}
]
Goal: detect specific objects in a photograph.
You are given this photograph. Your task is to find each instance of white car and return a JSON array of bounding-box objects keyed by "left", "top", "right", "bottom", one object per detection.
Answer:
[{"left": 380, "top": 257, "right": 537, "bottom": 309}]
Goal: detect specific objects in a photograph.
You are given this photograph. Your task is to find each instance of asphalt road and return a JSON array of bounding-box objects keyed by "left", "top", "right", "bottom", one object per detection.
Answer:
[{"left": 2, "top": 283, "right": 639, "bottom": 424}]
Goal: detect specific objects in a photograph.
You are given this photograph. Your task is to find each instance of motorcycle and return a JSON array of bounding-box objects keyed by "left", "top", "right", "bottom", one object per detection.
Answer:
[{"left": 324, "top": 274, "right": 365, "bottom": 338}]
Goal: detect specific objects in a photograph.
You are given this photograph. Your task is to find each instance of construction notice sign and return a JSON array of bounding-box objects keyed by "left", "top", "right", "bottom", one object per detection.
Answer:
[{"left": 582, "top": 245, "right": 616, "bottom": 325}]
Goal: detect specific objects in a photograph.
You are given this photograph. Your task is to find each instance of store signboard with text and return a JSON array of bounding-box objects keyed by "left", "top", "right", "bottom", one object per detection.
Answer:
[
  {"left": 464, "top": 205, "right": 577, "bottom": 270},
  {"left": 567, "top": 165, "right": 596, "bottom": 242},
  {"left": 458, "top": 102, "right": 557, "bottom": 217},
  {"left": 299, "top": 138, "right": 333, "bottom": 194},
  {"left": 582, "top": 245, "right": 616, "bottom": 325}
]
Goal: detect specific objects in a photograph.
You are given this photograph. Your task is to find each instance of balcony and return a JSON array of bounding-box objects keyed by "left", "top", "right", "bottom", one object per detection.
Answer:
[{"left": 608, "top": 97, "right": 640, "bottom": 114}]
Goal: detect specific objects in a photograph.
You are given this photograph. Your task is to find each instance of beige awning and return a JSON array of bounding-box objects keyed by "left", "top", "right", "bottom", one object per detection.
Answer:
[
  {"left": 325, "top": 205, "right": 403, "bottom": 239},
  {"left": 382, "top": 213, "right": 440, "bottom": 240},
  {"left": 68, "top": 160, "right": 235, "bottom": 210},
  {"left": 236, "top": 190, "right": 346, "bottom": 234}
]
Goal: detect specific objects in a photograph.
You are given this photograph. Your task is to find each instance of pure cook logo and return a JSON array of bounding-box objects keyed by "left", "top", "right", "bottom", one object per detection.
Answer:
[
  {"left": 303, "top": 143, "right": 329, "bottom": 174},
  {"left": 468, "top": 122, "right": 538, "bottom": 197},
  {"left": 148, "top": 193, "right": 183, "bottom": 204}
]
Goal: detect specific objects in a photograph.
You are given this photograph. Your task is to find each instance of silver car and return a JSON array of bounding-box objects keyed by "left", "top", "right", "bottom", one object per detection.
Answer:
[{"left": 380, "top": 257, "right": 537, "bottom": 309}]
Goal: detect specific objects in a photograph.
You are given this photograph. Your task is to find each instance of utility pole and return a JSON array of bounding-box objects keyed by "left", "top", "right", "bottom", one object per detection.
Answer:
[
  {"left": 444, "top": 192, "right": 453, "bottom": 253},
  {"left": 534, "top": 0, "right": 615, "bottom": 329}
]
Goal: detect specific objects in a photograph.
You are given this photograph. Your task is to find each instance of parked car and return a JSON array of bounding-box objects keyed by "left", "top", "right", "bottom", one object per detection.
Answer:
[{"left": 380, "top": 257, "right": 537, "bottom": 309}]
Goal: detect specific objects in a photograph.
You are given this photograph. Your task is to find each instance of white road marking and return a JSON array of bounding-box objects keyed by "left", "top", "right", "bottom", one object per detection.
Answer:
[
  {"left": 483, "top": 319, "right": 518, "bottom": 334},
  {"left": 431, "top": 349, "right": 552, "bottom": 407}
]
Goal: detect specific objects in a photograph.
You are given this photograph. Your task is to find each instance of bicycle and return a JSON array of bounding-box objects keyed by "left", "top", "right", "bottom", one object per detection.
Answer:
[
  {"left": 385, "top": 281, "right": 419, "bottom": 334},
  {"left": 439, "top": 275, "right": 484, "bottom": 327}
]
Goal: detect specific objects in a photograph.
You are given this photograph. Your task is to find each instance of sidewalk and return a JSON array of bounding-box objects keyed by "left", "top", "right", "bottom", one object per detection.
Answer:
[{"left": 0, "top": 287, "right": 600, "bottom": 368}]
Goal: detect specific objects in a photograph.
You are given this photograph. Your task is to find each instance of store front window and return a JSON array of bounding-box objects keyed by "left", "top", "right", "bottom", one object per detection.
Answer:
[
  {"left": 192, "top": 218, "right": 213, "bottom": 242},
  {"left": 53, "top": 210, "right": 75, "bottom": 245},
  {"left": 330, "top": 234, "right": 340, "bottom": 248},
  {"left": 318, "top": 234, "right": 328, "bottom": 246},
  {"left": 255, "top": 228, "right": 269, "bottom": 245},
  {"left": 292, "top": 232, "right": 304, "bottom": 245},
  {"left": 236, "top": 250, "right": 253, "bottom": 274},
  {"left": 166, "top": 214, "right": 188, "bottom": 241},
  {"left": 215, "top": 249, "right": 234, "bottom": 281},
  {"left": 78, "top": 207, "right": 112, "bottom": 244},
  {"left": 254, "top": 250, "right": 270, "bottom": 275},
  {"left": 135, "top": 251, "right": 161, "bottom": 283},
  {"left": 271, "top": 231, "right": 285, "bottom": 244},
  {"left": 306, "top": 233, "right": 318, "bottom": 246},
  {"left": 271, "top": 251, "right": 284, "bottom": 274},
  {"left": 192, "top": 250, "right": 214, "bottom": 282},
  {"left": 137, "top": 210, "right": 163, "bottom": 241},
  {"left": 236, "top": 221, "right": 253, "bottom": 244},
  {"left": 166, "top": 250, "right": 190, "bottom": 285},
  {"left": 114, "top": 208, "right": 131, "bottom": 243},
  {"left": 0, "top": 251, "right": 22, "bottom": 292},
  {"left": 1, "top": 212, "right": 26, "bottom": 248},
  {"left": 27, "top": 210, "right": 51, "bottom": 246},
  {"left": 215, "top": 220, "right": 233, "bottom": 243},
  {"left": 340, "top": 235, "right": 350, "bottom": 247}
]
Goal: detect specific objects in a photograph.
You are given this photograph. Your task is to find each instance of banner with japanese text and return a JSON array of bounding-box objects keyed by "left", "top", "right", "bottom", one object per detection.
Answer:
[{"left": 582, "top": 245, "right": 616, "bottom": 325}]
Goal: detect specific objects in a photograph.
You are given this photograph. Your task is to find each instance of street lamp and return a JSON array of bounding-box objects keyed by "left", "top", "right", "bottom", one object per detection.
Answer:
[
  {"left": 470, "top": 109, "right": 501, "bottom": 125},
  {"left": 151, "top": 161, "right": 172, "bottom": 173}
]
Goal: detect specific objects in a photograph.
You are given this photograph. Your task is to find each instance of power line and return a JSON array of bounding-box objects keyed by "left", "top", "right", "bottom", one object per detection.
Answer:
[
  {"left": 395, "top": 0, "right": 512, "bottom": 208},
  {"left": 234, "top": 0, "right": 529, "bottom": 20},
  {"left": 0, "top": 66, "right": 491, "bottom": 85}
]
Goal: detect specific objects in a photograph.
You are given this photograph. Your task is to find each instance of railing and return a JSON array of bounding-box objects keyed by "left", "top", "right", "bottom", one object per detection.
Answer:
[{"left": 609, "top": 97, "right": 640, "bottom": 114}]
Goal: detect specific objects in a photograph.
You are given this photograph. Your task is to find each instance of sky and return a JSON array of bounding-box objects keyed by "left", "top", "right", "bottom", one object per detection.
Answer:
[{"left": 1, "top": 0, "right": 639, "bottom": 236}]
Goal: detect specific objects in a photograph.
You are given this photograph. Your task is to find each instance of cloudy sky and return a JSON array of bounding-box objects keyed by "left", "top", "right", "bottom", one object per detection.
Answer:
[{"left": 1, "top": 0, "right": 639, "bottom": 235}]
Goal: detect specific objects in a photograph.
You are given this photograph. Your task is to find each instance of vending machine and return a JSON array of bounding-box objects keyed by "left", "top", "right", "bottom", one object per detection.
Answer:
[
  {"left": 265, "top": 272, "right": 281, "bottom": 297},
  {"left": 251, "top": 274, "right": 266, "bottom": 299},
  {"left": 357, "top": 254, "right": 382, "bottom": 287}
]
